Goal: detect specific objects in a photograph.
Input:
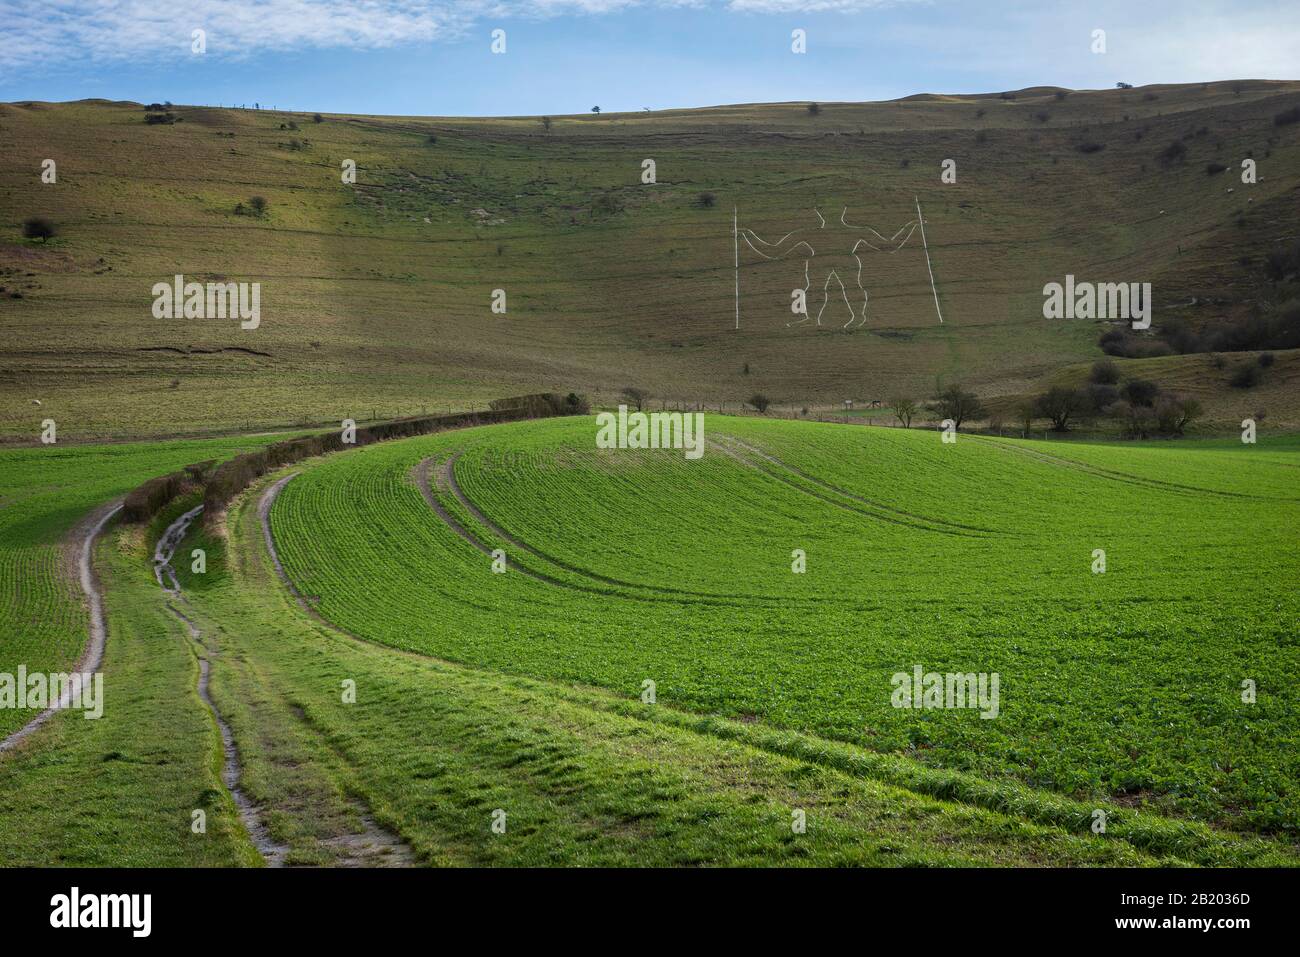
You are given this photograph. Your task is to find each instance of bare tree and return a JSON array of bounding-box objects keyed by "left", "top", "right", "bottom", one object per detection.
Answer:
[
  {"left": 748, "top": 393, "right": 771, "bottom": 414},
  {"left": 890, "top": 397, "right": 918, "bottom": 428},
  {"left": 1034, "top": 386, "right": 1088, "bottom": 432},
  {"left": 930, "top": 385, "right": 984, "bottom": 429},
  {"left": 620, "top": 387, "right": 648, "bottom": 411}
]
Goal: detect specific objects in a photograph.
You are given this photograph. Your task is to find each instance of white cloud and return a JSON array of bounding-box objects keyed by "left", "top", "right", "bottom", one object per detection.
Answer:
[
  {"left": 0, "top": 1, "right": 446, "bottom": 67},
  {"left": 725, "top": 0, "right": 900, "bottom": 11},
  {"left": 0, "top": 0, "right": 905, "bottom": 71}
]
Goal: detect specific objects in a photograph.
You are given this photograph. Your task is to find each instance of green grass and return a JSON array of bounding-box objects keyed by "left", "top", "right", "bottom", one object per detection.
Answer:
[
  {"left": 2, "top": 419, "right": 1296, "bottom": 865},
  {"left": 266, "top": 415, "right": 1300, "bottom": 835},
  {"left": 3, "top": 80, "right": 1299, "bottom": 439},
  {"left": 0, "top": 522, "right": 259, "bottom": 866},
  {"left": 0, "top": 433, "right": 290, "bottom": 737}
]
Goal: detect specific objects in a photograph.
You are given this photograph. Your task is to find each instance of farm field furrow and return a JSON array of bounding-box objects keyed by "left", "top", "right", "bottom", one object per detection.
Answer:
[{"left": 267, "top": 415, "right": 1300, "bottom": 834}]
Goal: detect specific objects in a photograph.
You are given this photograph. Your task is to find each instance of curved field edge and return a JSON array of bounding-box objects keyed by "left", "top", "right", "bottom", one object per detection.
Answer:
[
  {"left": 188, "top": 469, "right": 1293, "bottom": 865},
  {"left": 265, "top": 416, "right": 1300, "bottom": 835}
]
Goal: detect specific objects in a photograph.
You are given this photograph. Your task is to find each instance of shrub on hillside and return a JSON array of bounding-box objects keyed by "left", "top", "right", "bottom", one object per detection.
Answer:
[
  {"left": 22, "top": 216, "right": 56, "bottom": 242},
  {"left": 1084, "top": 382, "right": 1119, "bottom": 410},
  {"left": 591, "top": 191, "right": 623, "bottom": 217},
  {"left": 748, "top": 394, "right": 771, "bottom": 413},
  {"left": 145, "top": 112, "right": 177, "bottom": 125},
  {"left": 1089, "top": 358, "right": 1119, "bottom": 384},
  {"left": 1263, "top": 241, "right": 1300, "bottom": 282},
  {"left": 1099, "top": 329, "right": 1174, "bottom": 358},
  {"left": 1108, "top": 399, "right": 1155, "bottom": 438},
  {"left": 1274, "top": 106, "right": 1300, "bottom": 127},
  {"left": 1229, "top": 362, "right": 1262, "bottom": 389},
  {"left": 1076, "top": 141, "right": 1105, "bottom": 154},
  {"left": 1121, "top": 378, "right": 1160, "bottom": 407},
  {"left": 1205, "top": 161, "right": 1228, "bottom": 174},
  {"left": 698, "top": 192, "right": 717, "bottom": 208},
  {"left": 1158, "top": 140, "right": 1187, "bottom": 165},
  {"left": 249, "top": 196, "right": 268, "bottom": 216}
]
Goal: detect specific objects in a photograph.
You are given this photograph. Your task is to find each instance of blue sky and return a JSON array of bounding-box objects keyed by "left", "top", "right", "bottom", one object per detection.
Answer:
[{"left": 1, "top": 1, "right": 1296, "bottom": 115}]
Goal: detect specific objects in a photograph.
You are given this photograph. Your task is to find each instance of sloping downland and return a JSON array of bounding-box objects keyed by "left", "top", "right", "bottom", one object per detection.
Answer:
[{"left": 3, "top": 80, "right": 1299, "bottom": 438}]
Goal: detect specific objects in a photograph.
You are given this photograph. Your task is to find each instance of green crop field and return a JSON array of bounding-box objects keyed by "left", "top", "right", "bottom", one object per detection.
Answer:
[
  {"left": 263, "top": 416, "right": 1300, "bottom": 838},
  {"left": 3, "top": 418, "right": 1297, "bottom": 867}
]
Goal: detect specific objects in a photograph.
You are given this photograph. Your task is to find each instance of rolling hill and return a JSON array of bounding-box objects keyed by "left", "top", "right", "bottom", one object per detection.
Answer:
[{"left": 2, "top": 80, "right": 1300, "bottom": 440}]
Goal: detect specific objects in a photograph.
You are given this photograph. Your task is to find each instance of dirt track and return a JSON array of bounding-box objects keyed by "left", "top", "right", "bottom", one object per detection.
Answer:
[{"left": 0, "top": 501, "right": 122, "bottom": 754}]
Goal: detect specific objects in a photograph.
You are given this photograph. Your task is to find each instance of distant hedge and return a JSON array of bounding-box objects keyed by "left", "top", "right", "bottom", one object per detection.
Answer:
[
  {"left": 122, "top": 460, "right": 214, "bottom": 523},
  {"left": 201, "top": 393, "right": 585, "bottom": 525}
]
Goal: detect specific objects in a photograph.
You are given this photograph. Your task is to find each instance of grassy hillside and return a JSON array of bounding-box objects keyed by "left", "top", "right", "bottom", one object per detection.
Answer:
[
  {"left": 264, "top": 416, "right": 1300, "bottom": 835},
  {"left": 3, "top": 80, "right": 1299, "bottom": 439}
]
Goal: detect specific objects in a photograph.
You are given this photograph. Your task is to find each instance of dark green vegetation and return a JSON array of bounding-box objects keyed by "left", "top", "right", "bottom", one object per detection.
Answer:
[
  {"left": 3, "top": 81, "right": 1300, "bottom": 440},
  {"left": 266, "top": 416, "right": 1300, "bottom": 837}
]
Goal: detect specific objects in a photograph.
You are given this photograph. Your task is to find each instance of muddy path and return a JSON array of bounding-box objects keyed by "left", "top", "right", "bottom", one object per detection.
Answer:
[
  {"left": 165, "top": 601, "right": 290, "bottom": 867},
  {"left": 153, "top": 503, "right": 203, "bottom": 591},
  {"left": 252, "top": 475, "right": 417, "bottom": 866},
  {"left": 154, "top": 504, "right": 288, "bottom": 864},
  {"left": 0, "top": 500, "right": 122, "bottom": 754}
]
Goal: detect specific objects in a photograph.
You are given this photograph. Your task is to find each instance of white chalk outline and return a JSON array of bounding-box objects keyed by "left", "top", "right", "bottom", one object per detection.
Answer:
[{"left": 734, "top": 205, "right": 934, "bottom": 329}]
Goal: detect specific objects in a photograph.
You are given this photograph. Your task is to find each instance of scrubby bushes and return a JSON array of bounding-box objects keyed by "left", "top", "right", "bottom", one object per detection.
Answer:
[
  {"left": 1263, "top": 241, "right": 1300, "bottom": 282},
  {"left": 1274, "top": 106, "right": 1300, "bottom": 127},
  {"left": 1158, "top": 140, "right": 1187, "bottom": 165},
  {"left": 1100, "top": 299, "right": 1300, "bottom": 358},
  {"left": 122, "top": 461, "right": 213, "bottom": 523},
  {"left": 1089, "top": 359, "right": 1119, "bottom": 384},
  {"left": 1230, "top": 362, "right": 1262, "bottom": 389},
  {"left": 1028, "top": 376, "right": 1203, "bottom": 438},
  {"left": 1121, "top": 378, "right": 1160, "bottom": 407},
  {"left": 1099, "top": 328, "right": 1173, "bottom": 358}
]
